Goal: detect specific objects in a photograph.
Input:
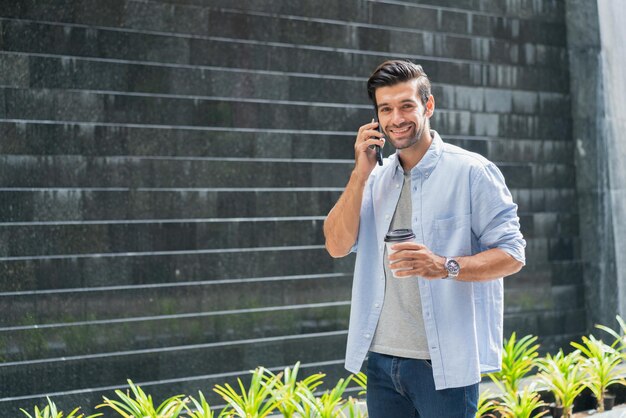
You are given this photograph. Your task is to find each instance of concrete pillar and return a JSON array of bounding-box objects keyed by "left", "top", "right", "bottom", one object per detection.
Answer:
[{"left": 566, "top": 0, "right": 626, "bottom": 331}]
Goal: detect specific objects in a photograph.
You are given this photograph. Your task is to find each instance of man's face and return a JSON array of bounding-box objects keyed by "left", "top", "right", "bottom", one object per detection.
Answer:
[{"left": 375, "top": 79, "right": 432, "bottom": 150}]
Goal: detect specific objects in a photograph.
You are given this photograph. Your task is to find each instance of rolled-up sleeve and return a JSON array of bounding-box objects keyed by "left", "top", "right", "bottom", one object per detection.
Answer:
[{"left": 471, "top": 163, "right": 526, "bottom": 264}]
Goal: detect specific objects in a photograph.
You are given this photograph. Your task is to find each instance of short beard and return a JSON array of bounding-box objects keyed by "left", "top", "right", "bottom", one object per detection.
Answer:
[{"left": 389, "top": 118, "right": 427, "bottom": 150}]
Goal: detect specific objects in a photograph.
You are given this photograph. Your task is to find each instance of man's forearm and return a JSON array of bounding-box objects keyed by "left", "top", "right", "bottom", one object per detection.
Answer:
[
  {"left": 454, "top": 248, "right": 523, "bottom": 282},
  {"left": 323, "top": 170, "right": 368, "bottom": 258}
]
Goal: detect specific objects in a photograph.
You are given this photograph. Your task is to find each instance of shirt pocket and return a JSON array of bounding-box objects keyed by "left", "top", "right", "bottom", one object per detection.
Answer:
[{"left": 432, "top": 214, "right": 472, "bottom": 257}]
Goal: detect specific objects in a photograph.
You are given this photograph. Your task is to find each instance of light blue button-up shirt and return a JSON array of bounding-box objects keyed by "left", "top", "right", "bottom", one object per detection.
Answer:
[{"left": 344, "top": 131, "right": 526, "bottom": 390}]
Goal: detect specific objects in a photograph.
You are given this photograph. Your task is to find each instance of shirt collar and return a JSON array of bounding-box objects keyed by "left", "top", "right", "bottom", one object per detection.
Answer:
[{"left": 391, "top": 130, "right": 444, "bottom": 179}]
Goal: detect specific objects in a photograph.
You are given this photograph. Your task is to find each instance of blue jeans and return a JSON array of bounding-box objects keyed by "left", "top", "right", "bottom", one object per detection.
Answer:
[{"left": 366, "top": 352, "right": 478, "bottom": 418}]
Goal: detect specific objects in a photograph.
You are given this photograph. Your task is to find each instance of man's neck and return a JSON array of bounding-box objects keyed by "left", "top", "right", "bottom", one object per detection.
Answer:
[{"left": 398, "top": 130, "right": 433, "bottom": 172}]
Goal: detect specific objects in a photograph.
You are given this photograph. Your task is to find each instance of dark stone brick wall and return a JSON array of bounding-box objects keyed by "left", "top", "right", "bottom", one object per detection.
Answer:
[
  {"left": 0, "top": 0, "right": 580, "bottom": 414},
  {"left": 565, "top": 0, "right": 626, "bottom": 334}
]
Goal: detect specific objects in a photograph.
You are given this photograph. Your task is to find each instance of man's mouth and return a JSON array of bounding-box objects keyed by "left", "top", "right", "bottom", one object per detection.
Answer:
[{"left": 389, "top": 125, "right": 412, "bottom": 135}]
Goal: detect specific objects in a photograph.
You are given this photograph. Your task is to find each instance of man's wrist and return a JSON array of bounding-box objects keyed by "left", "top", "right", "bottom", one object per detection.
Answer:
[
  {"left": 350, "top": 169, "right": 369, "bottom": 188},
  {"left": 437, "top": 255, "right": 448, "bottom": 279}
]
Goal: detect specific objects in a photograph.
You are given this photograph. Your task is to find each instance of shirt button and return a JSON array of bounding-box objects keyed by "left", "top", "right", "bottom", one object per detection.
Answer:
[
  {"left": 396, "top": 183, "right": 400, "bottom": 188},
  {"left": 375, "top": 303, "right": 380, "bottom": 308},
  {"left": 385, "top": 214, "right": 390, "bottom": 220},
  {"left": 365, "top": 334, "right": 371, "bottom": 339},
  {"left": 380, "top": 275, "right": 384, "bottom": 280}
]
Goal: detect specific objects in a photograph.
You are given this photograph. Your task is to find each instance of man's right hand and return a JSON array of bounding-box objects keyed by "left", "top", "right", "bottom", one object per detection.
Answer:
[{"left": 354, "top": 119, "right": 385, "bottom": 182}]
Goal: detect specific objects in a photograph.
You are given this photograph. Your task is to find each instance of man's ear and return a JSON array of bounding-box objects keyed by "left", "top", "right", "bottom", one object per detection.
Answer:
[{"left": 425, "top": 95, "right": 435, "bottom": 117}]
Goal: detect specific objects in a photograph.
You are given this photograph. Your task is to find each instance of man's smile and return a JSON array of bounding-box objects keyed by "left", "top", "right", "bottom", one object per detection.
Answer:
[{"left": 390, "top": 124, "right": 413, "bottom": 133}]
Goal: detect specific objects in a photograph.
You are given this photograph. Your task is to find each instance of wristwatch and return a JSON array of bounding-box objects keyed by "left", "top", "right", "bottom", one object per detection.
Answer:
[{"left": 444, "top": 257, "right": 460, "bottom": 279}]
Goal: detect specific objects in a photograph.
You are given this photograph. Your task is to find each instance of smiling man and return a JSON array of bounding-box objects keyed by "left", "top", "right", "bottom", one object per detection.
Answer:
[{"left": 323, "top": 60, "right": 526, "bottom": 417}]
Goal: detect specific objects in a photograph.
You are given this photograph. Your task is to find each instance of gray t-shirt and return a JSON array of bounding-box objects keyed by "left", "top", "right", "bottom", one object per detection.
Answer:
[{"left": 369, "top": 170, "right": 430, "bottom": 359}]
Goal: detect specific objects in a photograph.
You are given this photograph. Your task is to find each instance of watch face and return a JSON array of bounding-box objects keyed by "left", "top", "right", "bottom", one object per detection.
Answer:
[{"left": 446, "top": 259, "right": 460, "bottom": 276}]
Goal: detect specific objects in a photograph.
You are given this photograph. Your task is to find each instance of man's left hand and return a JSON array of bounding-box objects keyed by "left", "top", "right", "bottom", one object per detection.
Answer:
[{"left": 388, "top": 242, "right": 448, "bottom": 279}]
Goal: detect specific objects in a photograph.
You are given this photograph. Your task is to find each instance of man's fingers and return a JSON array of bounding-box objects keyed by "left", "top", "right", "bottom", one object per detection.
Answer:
[
  {"left": 355, "top": 125, "right": 384, "bottom": 156},
  {"left": 361, "top": 128, "right": 384, "bottom": 141},
  {"left": 391, "top": 242, "right": 426, "bottom": 251},
  {"left": 356, "top": 137, "right": 385, "bottom": 151},
  {"left": 387, "top": 246, "right": 428, "bottom": 262},
  {"left": 358, "top": 121, "right": 380, "bottom": 135},
  {"left": 393, "top": 269, "right": 416, "bottom": 278},
  {"left": 389, "top": 260, "right": 413, "bottom": 270}
]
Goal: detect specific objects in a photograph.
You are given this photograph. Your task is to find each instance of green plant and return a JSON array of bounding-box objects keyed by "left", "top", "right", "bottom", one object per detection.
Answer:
[
  {"left": 344, "top": 397, "right": 367, "bottom": 418},
  {"left": 494, "top": 382, "right": 548, "bottom": 418},
  {"left": 488, "top": 333, "right": 540, "bottom": 393},
  {"left": 475, "top": 389, "right": 497, "bottom": 418},
  {"left": 351, "top": 372, "right": 367, "bottom": 397},
  {"left": 571, "top": 334, "right": 626, "bottom": 412},
  {"left": 183, "top": 391, "right": 214, "bottom": 418},
  {"left": 267, "top": 362, "right": 325, "bottom": 418},
  {"left": 294, "top": 376, "right": 352, "bottom": 418},
  {"left": 536, "top": 350, "right": 586, "bottom": 418},
  {"left": 596, "top": 315, "right": 626, "bottom": 351},
  {"left": 21, "top": 397, "right": 102, "bottom": 418},
  {"left": 213, "top": 367, "right": 281, "bottom": 418},
  {"left": 96, "top": 379, "right": 186, "bottom": 417}
]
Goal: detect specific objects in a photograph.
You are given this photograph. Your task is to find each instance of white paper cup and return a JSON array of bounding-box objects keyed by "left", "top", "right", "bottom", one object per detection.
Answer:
[{"left": 384, "top": 228, "right": 416, "bottom": 278}]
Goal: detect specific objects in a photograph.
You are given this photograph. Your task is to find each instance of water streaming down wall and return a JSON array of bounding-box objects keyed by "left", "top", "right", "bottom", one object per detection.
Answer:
[
  {"left": 0, "top": 0, "right": 582, "bottom": 414},
  {"left": 566, "top": 0, "right": 626, "bottom": 331}
]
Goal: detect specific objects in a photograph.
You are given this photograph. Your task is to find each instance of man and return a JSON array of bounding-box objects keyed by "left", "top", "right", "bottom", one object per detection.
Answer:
[{"left": 323, "top": 60, "right": 525, "bottom": 417}]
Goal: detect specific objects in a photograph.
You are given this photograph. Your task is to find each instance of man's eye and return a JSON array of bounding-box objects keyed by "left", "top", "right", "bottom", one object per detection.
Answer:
[
  {"left": 380, "top": 108, "right": 391, "bottom": 113},
  {"left": 403, "top": 104, "right": 414, "bottom": 109}
]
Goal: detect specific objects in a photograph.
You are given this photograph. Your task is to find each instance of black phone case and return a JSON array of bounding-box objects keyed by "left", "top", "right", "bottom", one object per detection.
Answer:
[{"left": 374, "top": 116, "right": 384, "bottom": 166}]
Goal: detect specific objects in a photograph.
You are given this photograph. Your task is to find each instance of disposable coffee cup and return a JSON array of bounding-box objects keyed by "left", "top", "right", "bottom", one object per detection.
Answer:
[{"left": 384, "top": 228, "right": 416, "bottom": 278}]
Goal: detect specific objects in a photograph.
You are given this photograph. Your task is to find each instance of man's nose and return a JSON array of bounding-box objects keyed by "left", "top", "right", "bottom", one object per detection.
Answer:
[{"left": 391, "top": 108, "right": 405, "bottom": 126}]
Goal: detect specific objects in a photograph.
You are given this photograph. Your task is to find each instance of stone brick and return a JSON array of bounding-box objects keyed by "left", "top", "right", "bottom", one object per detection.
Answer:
[
  {"left": 0, "top": 278, "right": 352, "bottom": 330},
  {"left": 1, "top": 219, "right": 329, "bottom": 257},
  {"left": 0, "top": 248, "right": 354, "bottom": 292},
  {"left": 0, "top": 53, "right": 29, "bottom": 87},
  {"left": 0, "top": 332, "right": 348, "bottom": 398},
  {"left": 439, "top": 10, "right": 469, "bottom": 34}
]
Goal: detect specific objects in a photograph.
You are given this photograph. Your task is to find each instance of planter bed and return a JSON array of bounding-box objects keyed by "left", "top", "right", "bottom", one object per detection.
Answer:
[
  {"left": 480, "top": 365, "right": 626, "bottom": 417},
  {"left": 573, "top": 403, "right": 626, "bottom": 417}
]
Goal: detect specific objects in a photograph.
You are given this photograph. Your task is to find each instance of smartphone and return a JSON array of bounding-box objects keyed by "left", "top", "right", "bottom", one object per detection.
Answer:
[{"left": 373, "top": 114, "right": 384, "bottom": 166}]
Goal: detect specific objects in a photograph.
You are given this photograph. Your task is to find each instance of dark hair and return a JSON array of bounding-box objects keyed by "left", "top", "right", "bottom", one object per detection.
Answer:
[{"left": 367, "top": 60, "right": 431, "bottom": 107}]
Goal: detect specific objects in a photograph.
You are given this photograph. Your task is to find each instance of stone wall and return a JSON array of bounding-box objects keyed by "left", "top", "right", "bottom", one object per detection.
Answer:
[
  {"left": 0, "top": 0, "right": 580, "bottom": 413},
  {"left": 566, "top": 0, "right": 626, "bottom": 332}
]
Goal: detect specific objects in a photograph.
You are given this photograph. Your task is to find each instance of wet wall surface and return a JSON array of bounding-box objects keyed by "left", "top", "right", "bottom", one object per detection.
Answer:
[{"left": 0, "top": 0, "right": 581, "bottom": 414}]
